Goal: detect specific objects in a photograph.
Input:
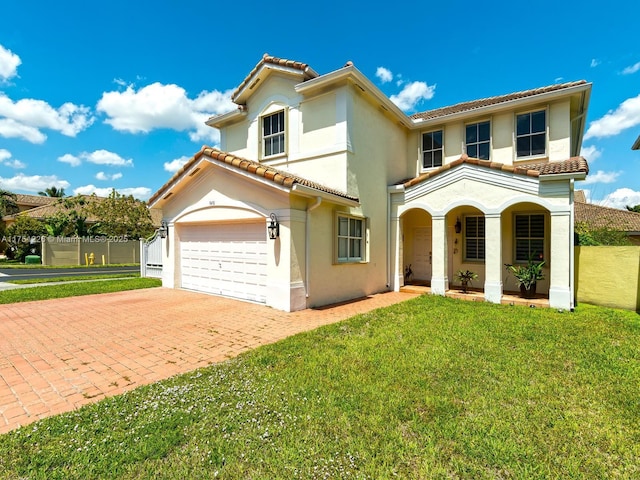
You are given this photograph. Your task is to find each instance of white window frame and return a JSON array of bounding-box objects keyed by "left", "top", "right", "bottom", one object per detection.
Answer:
[
  {"left": 465, "top": 120, "right": 491, "bottom": 160},
  {"left": 421, "top": 129, "right": 444, "bottom": 170},
  {"left": 261, "top": 109, "right": 286, "bottom": 159},
  {"left": 464, "top": 215, "right": 485, "bottom": 262},
  {"left": 513, "top": 213, "right": 546, "bottom": 263},
  {"left": 515, "top": 108, "right": 547, "bottom": 160},
  {"left": 335, "top": 213, "right": 367, "bottom": 264}
]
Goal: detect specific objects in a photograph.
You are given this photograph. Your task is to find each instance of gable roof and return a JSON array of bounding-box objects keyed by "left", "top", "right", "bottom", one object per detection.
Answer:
[
  {"left": 410, "top": 80, "right": 589, "bottom": 123},
  {"left": 148, "top": 146, "right": 359, "bottom": 207},
  {"left": 575, "top": 191, "right": 640, "bottom": 232},
  {"left": 3, "top": 196, "right": 104, "bottom": 223},
  {"left": 231, "top": 54, "right": 319, "bottom": 104},
  {"left": 402, "top": 155, "right": 589, "bottom": 188}
]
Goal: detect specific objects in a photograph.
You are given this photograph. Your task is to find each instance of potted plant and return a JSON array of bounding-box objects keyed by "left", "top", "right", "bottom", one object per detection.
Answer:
[
  {"left": 455, "top": 269, "right": 478, "bottom": 293},
  {"left": 505, "top": 255, "right": 545, "bottom": 298}
]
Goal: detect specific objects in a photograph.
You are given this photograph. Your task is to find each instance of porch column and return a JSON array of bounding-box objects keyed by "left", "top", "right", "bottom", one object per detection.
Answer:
[
  {"left": 431, "top": 215, "right": 449, "bottom": 296},
  {"left": 390, "top": 211, "right": 403, "bottom": 291},
  {"left": 484, "top": 213, "right": 503, "bottom": 304},
  {"left": 549, "top": 211, "right": 572, "bottom": 310}
]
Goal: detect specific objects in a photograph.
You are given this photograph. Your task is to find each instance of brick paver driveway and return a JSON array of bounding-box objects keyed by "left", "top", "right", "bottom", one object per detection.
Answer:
[{"left": 0, "top": 287, "right": 418, "bottom": 434}]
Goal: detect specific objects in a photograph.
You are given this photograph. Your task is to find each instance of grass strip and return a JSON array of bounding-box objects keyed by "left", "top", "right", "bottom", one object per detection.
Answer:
[
  {"left": 7, "top": 273, "right": 140, "bottom": 284},
  {"left": 0, "top": 295, "right": 638, "bottom": 478},
  {"left": 0, "top": 277, "right": 161, "bottom": 304}
]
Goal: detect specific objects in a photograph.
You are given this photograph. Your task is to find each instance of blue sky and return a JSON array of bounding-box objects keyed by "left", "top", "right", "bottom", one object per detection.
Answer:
[{"left": 1, "top": 0, "right": 639, "bottom": 208}]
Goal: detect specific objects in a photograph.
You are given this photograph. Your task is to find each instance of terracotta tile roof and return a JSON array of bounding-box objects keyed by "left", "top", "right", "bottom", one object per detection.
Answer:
[
  {"left": 575, "top": 193, "right": 640, "bottom": 232},
  {"left": 402, "top": 155, "right": 588, "bottom": 188},
  {"left": 149, "top": 146, "right": 359, "bottom": 205},
  {"left": 4, "top": 196, "right": 103, "bottom": 222},
  {"left": 14, "top": 194, "right": 58, "bottom": 208},
  {"left": 410, "top": 80, "right": 589, "bottom": 122},
  {"left": 231, "top": 53, "right": 319, "bottom": 103}
]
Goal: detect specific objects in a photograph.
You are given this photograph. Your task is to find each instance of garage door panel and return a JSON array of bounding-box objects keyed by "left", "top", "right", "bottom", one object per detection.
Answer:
[{"left": 179, "top": 223, "right": 267, "bottom": 303}]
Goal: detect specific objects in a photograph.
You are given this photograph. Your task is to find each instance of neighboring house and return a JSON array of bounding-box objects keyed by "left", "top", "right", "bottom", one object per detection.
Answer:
[
  {"left": 149, "top": 54, "right": 591, "bottom": 312},
  {"left": 574, "top": 191, "right": 640, "bottom": 244},
  {"left": 3, "top": 195, "right": 102, "bottom": 230}
]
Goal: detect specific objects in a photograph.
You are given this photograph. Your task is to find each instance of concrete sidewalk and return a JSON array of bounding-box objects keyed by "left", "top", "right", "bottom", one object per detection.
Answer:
[{"left": 0, "top": 287, "right": 419, "bottom": 434}]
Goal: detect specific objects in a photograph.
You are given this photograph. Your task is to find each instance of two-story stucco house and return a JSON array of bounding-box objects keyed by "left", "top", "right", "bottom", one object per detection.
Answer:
[{"left": 148, "top": 54, "right": 591, "bottom": 312}]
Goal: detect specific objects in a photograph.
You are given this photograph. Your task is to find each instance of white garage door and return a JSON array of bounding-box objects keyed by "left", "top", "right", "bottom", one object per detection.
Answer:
[{"left": 180, "top": 223, "right": 267, "bottom": 303}]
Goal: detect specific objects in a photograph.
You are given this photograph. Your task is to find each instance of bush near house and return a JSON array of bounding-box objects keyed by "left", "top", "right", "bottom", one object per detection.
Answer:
[{"left": 575, "top": 221, "right": 632, "bottom": 246}]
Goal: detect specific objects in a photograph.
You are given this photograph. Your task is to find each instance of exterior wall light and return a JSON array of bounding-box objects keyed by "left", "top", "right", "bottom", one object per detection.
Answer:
[
  {"left": 455, "top": 218, "right": 462, "bottom": 234},
  {"left": 267, "top": 213, "right": 280, "bottom": 240},
  {"left": 159, "top": 220, "right": 168, "bottom": 239}
]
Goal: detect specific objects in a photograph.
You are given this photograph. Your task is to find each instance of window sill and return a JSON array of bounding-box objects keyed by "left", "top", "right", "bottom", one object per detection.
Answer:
[{"left": 515, "top": 154, "right": 547, "bottom": 163}]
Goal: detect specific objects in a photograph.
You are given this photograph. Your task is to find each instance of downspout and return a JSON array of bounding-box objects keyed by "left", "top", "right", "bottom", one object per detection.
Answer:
[
  {"left": 305, "top": 197, "right": 322, "bottom": 298},
  {"left": 569, "top": 179, "right": 575, "bottom": 311}
]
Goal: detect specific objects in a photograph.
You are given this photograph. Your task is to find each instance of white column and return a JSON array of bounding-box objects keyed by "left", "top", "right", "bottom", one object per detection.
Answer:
[
  {"left": 390, "top": 212, "right": 403, "bottom": 291},
  {"left": 484, "top": 213, "right": 503, "bottom": 304},
  {"left": 162, "top": 222, "right": 176, "bottom": 288},
  {"left": 549, "top": 211, "right": 572, "bottom": 310},
  {"left": 430, "top": 215, "right": 449, "bottom": 296}
]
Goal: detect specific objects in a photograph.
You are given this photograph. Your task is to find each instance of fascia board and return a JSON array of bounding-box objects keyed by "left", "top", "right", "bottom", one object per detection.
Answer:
[{"left": 206, "top": 109, "right": 247, "bottom": 128}]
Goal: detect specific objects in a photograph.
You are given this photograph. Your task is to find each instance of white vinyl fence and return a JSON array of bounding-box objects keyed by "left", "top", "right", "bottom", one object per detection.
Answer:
[{"left": 140, "top": 232, "right": 163, "bottom": 279}]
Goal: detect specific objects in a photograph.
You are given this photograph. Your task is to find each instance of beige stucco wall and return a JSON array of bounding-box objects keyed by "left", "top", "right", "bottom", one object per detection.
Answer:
[
  {"left": 406, "top": 98, "right": 575, "bottom": 178},
  {"left": 575, "top": 246, "right": 640, "bottom": 312}
]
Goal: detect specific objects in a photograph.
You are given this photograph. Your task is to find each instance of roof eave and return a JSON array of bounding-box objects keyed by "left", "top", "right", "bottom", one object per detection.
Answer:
[
  {"left": 413, "top": 82, "right": 593, "bottom": 127},
  {"left": 632, "top": 135, "right": 640, "bottom": 150},
  {"left": 291, "top": 184, "right": 359, "bottom": 207},
  {"left": 206, "top": 109, "right": 247, "bottom": 129},
  {"left": 233, "top": 62, "right": 315, "bottom": 105},
  {"left": 539, "top": 172, "right": 588, "bottom": 182}
]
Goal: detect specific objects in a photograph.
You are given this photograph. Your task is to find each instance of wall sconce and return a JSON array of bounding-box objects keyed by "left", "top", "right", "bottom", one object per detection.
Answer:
[
  {"left": 158, "top": 220, "right": 168, "bottom": 239},
  {"left": 454, "top": 218, "right": 462, "bottom": 234},
  {"left": 267, "top": 213, "right": 279, "bottom": 240}
]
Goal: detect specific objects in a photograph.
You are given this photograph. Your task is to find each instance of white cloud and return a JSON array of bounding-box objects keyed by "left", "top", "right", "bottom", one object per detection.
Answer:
[
  {"left": 0, "top": 173, "right": 69, "bottom": 193},
  {"left": 73, "top": 184, "right": 151, "bottom": 200},
  {"left": 376, "top": 67, "right": 393, "bottom": 84},
  {"left": 590, "top": 58, "right": 600, "bottom": 68},
  {"left": 622, "top": 61, "right": 640, "bottom": 75},
  {"left": 0, "top": 45, "right": 21, "bottom": 81},
  {"left": 580, "top": 144, "right": 602, "bottom": 162},
  {"left": 82, "top": 149, "right": 133, "bottom": 167},
  {"left": 97, "top": 82, "right": 234, "bottom": 144},
  {"left": 0, "top": 93, "right": 94, "bottom": 143},
  {"left": 96, "top": 171, "right": 123, "bottom": 181},
  {"left": 58, "top": 153, "right": 82, "bottom": 167},
  {"left": 581, "top": 169, "right": 621, "bottom": 185},
  {"left": 0, "top": 118, "right": 47, "bottom": 143},
  {"left": 584, "top": 93, "right": 640, "bottom": 139},
  {"left": 597, "top": 188, "right": 640, "bottom": 209},
  {"left": 0, "top": 149, "right": 25, "bottom": 168},
  {"left": 390, "top": 81, "right": 436, "bottom": 112},
  {"left": 164, "top": 156, "right": 190, "bottom": 173}
]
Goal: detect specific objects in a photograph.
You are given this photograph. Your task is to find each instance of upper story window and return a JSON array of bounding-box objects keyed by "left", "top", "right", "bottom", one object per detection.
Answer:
[
  {"left": 466, "top": 121, "right": 490, "bottom": 160},
  {"left": 464, "top": 215, "right": 485, "bottom": 261},
  {"left": 262, "top": 110, "right": 285, "bottom": 157},
  {"left": 516, "top": 110, "right": 546, "bottom": 158},
  {"left": 514, "top": 213, "right": 545, "bottom": 262},
  {"left": 422, "top": 130, "right": 443, "bottom": 169},
  {"left": 337, "top": 214, "right": 366, "bottom": 263}
]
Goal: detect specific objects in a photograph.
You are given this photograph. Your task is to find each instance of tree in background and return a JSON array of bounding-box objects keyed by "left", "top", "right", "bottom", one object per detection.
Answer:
[
  {"left": 575, "top": 221, "right": 632, "bottom": 246},
  {"left": 5, "top": 216, "right": 47, "bottom": 261},
  {"left": 0, "top": 189, "right": 18, "bottom": 217},
  {"left": 626, "top": 204, "right": 640, "bottom": 213},
  {"left": 86, "top": 190, "right": 155, "bottom": 239},
  {"left": 38, "top": 186, "right": 66, "bottom": 197}
]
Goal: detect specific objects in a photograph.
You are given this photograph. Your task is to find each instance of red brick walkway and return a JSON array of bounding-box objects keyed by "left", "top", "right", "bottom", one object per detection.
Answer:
[{"left": 0, "top": 288, "right": 418, "bottom": 434}]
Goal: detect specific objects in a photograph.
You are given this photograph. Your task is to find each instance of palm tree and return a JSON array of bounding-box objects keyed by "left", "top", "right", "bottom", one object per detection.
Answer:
[
  {"left": 0, "top": 189, "right": 18, "bottom": 217},
  {"left": 38, "top": 186, "right": 66, "bottom": 197}
]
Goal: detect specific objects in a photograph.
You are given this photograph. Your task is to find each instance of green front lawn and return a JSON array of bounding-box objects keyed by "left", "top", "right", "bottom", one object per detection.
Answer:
[
  {"left": 0, "top": 296, "right": 638, "bottom": 478},
  {"left": 0, "top": 277, "right": 160, "bottom": 304}
]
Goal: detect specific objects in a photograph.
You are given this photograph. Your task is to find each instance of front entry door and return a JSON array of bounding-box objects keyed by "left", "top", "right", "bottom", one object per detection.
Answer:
[{"left": 413, "top": 227, "right": 432, "bottom": 281}]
